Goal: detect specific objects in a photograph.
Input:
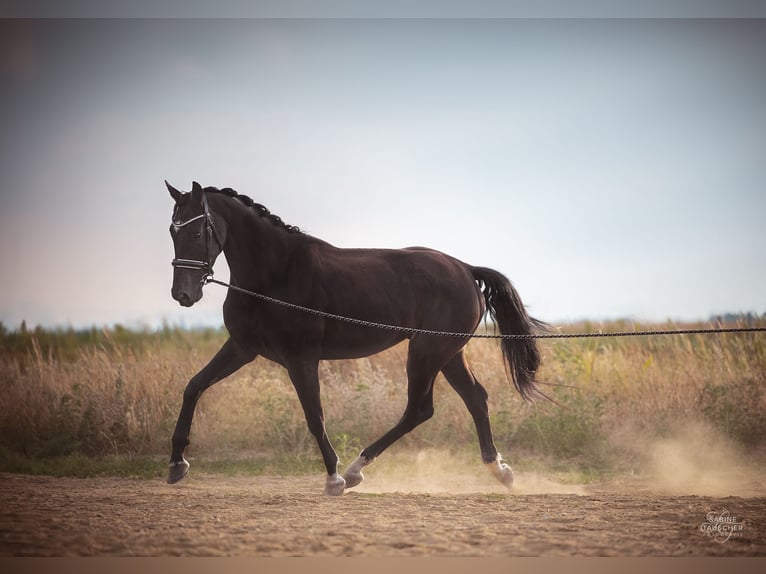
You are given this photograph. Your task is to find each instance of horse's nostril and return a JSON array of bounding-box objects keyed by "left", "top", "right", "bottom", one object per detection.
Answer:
[{"left": 177, "top": 292, "right": 192, "bottom": 306}]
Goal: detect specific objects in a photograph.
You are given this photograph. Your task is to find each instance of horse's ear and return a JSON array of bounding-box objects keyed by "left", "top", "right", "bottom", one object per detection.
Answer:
[
  {"left": 191, "top": 181, "right": 203, "bottom": 203},
  {"left": 165, "top": 180, "right": 183, "bottom": 203}
]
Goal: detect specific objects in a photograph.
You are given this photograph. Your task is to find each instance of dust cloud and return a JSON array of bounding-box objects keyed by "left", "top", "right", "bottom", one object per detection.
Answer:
[
  {"left": 642, "top": 421, "right": 764, "bottom": 497},
  {"left": 351, "top": 449, "right": 586, "bottom": 495},
  {"left": 347, "top": 421, "right": 765, "bottom": 497}
]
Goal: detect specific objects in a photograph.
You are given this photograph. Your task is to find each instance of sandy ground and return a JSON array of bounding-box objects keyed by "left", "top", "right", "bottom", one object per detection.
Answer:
[{"left": 1, "top": 469, "right": 764, "bottom": 557}]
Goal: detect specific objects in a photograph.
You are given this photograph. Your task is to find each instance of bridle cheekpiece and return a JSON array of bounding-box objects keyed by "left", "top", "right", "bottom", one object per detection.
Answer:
[{"left": 171, "top": 191, "right": 223, "bottom": 282}]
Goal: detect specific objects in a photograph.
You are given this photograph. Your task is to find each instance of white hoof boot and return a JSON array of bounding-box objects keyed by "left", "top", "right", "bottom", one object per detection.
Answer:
[
  {"left": 342, "top": 454, "right": 373, "bottom": 489},
  {"left": 167, "top": 457, "right": 190, "bottom": 484},
  {"left": 324, "top": 473, "right": 346, "bottom": 496},
  {"left": 486, "top": 455, "right": 514, "bottom": 489}
]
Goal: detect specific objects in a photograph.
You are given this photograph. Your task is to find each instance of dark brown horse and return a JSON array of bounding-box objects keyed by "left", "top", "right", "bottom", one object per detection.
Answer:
[{"left": 166, "top": 181, "right": 545, "bottom": 494}]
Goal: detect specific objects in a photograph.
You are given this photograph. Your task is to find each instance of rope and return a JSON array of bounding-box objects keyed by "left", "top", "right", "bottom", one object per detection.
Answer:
[{"left": 204, "top": 278, "right": 766, "bottom": 340}]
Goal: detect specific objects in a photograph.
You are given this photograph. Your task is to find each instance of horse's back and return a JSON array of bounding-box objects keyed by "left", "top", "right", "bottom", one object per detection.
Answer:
[{"left": 315, "top": 243, "right": 484, "bottom": 330}]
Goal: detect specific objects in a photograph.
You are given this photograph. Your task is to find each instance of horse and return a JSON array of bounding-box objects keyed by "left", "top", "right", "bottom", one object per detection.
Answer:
[{"left": 165, "top": 181, "right": 546, "bottom": 495}]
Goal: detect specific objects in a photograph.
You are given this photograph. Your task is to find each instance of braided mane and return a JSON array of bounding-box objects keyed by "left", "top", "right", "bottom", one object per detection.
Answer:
[{"left": 203, "top": 186, "right": 302, "bottom": 235}]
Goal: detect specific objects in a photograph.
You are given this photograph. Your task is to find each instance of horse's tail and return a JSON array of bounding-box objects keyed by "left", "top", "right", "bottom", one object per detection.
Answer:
[{"left": 471, "top": 266, "right": 548, "bottom": 402}]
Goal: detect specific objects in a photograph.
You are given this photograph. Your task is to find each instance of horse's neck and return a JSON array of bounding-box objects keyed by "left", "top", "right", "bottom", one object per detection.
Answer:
[{"left": 222, "top": 204, "right": 294, "bottom": 288}]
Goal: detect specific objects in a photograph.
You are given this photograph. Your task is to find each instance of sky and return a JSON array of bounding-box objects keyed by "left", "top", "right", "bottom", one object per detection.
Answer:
[{"left": 1, "top": 16, "right": 765, "bottom": 329}]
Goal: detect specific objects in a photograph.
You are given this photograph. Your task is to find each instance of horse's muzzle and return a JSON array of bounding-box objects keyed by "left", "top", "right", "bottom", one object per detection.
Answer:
[
  {"left": 172, "top": 287, "right": 200, "bottom": 307},
  {"left": 175, "top": 292, "right": 194, "bottom": 307}
]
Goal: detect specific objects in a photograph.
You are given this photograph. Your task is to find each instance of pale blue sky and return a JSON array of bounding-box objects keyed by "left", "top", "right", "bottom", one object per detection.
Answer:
[{"left": 1, "top": 18, "right": 764, "bottom": 329}]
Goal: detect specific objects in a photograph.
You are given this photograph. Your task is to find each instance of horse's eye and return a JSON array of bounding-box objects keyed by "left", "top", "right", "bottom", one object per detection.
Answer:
[{"left": 193, "top": 232, "right": 202, "bottom": 240}]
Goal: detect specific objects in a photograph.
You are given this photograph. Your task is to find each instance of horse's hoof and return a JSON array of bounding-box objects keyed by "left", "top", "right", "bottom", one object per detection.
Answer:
[
  {"left": 324, "top": 473, "right": 346, "bottom": 496},
  {"left": 486, "top": 455, "right": 514, "bottom": 489},
  {"left": 342, "top": 454, "right": 372, "bottom": 489},
  {"left": 167, "top": 458, "right": 190, "bottom": 484},
  {"left": 343, "top": 468, "right": 364, "bottom": 489}
]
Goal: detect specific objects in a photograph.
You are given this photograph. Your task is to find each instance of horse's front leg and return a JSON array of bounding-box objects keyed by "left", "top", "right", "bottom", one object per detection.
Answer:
[
  {"left": 168, "top": 337, "right": 256, "bottom": 484},
  {"left": 286, "top": 361, "right": 344, "bottom": 495}
]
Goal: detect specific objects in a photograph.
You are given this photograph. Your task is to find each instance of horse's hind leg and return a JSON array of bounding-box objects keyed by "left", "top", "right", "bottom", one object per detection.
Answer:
[
  {"left": 343, "top": 367, "right": 436, "bottom": 489},
  {"left": 343, "top": 336, "right": 456, "bottom": 489},
  {"left": 442, "top": 351, "right": 514, "bottom": 489},
  {"left": 168, "top": 337, "right": 256, "bottom": 484}
]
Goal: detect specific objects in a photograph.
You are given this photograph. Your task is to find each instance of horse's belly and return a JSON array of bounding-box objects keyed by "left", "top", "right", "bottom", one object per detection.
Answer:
[{"left": 319, "top": 329, "right": 408, "bottom": 360}]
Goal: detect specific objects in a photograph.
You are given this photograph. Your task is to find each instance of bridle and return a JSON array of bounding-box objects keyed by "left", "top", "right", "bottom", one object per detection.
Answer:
[{"left": 171, "top": 192, "right": 224, "bottom": 282}]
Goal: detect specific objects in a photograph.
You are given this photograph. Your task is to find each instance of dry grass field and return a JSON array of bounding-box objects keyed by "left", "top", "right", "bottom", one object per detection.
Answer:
[{"left": 1, "top": 319, "right": 763, "bottom": 476}]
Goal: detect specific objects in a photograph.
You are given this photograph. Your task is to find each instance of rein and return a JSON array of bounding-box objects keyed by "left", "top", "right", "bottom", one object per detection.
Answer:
[
  {"left": 202, "top": 277, "right": 766, "bottom": 340},
  {"left": 171, "top": 193, "right": 765, "bottom": 340}
]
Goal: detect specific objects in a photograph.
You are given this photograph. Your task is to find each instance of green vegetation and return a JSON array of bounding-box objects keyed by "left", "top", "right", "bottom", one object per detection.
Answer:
[{"left": 1, "top": 319, "right": 764, "bottom": 480}]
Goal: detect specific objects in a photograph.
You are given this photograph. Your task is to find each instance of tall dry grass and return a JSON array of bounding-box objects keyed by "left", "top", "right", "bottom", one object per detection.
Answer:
[{"left": 1, "top": 319, "right": 764, "bottom": 477}]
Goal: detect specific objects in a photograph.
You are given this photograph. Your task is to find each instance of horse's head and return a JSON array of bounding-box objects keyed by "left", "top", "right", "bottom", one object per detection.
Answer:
[{"left": 166, "top": 181, "right": 226, "bottom": 307}]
